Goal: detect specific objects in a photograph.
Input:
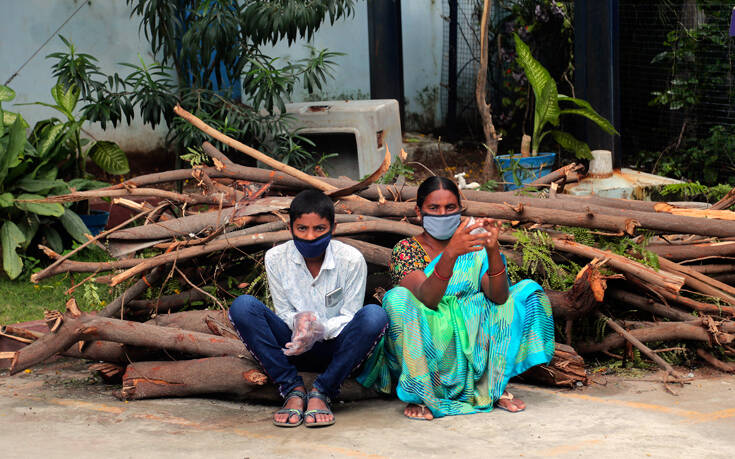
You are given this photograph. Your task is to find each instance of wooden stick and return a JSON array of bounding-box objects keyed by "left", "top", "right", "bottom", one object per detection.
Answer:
[
  {"left": 596, "top": 313, "right": 683, "bottom": 378},
  {"left": 174, "top": 105, "right": 366, "bottom": 201}
]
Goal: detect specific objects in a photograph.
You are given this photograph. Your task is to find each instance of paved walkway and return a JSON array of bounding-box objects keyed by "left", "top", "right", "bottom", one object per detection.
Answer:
[{"left": 1, "top": 359, "right": 734, "bottom": 458}]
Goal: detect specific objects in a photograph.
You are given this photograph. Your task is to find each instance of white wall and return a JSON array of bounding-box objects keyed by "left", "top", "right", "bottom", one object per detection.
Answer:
[
  {"left": 0, "top": 0, "right": 168, "bottom": 153},
  {"left": 1, "top": 1, "right": 444, "bottom": 154}
]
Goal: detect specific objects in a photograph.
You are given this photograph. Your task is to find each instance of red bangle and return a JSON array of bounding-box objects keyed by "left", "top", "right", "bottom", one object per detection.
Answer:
[
  {"left": 487, "top": 267, "right": 506, "bottom": 278},
  {"left": 433, "top": 269, "right": 452, "bottom": 281}
]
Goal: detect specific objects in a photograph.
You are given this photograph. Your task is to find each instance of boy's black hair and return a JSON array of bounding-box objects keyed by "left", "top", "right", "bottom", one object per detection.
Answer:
[{"left": 288, "top": 189, "right": 335, "bottom": 228}]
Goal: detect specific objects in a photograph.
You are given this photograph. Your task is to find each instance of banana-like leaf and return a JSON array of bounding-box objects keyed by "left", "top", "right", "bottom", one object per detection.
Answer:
[
  {"left": 514, "top": 33, "right": 553, "bottom": 104},
  {"left": 2, "top": 110, "right": 29, "bottom": 129},
  {"left": 0, "top": 192, "right": 14, "bottom": 207},
  {"left": 532, "top": 82, "right": 560, "bottom": 154},
  {"left": 36, "top": 123, "right": 66, "bottom": 158},
  {"left": 89, "top": 141, "right": 130, "bottom": 175},
  {"left": 18, "top": 179, "right": 70, "bottom": 195},
  {"left": 0, "top": 115, "right": 26, "bottom": 182},
  {"left": 60, "top": 208, "right": 90, "bottom": 243},
  {"left": 14, "top": 193, "right": 66, "bottom": 217},
  {"left": 17, "top": 219, "right": 39, "bottom": 250},
  {"left": 44, "top": 226, "right": 63, "bottom": 253},
  {"left": 67, "top": 178, "right": 109, "bottom": 191},
  {"left": 559, "top": 108, "right": 619, "bottom": 135},
  {"left": 551, "top": 130, "right": 592, "bottom": 160},
  {"left": 0, "top": 85, "right": 15, "bottom": 102},
  {"left": 51, "top": 84, "right": 79, "bottom": 119},
  {"left": 1, "top": 220, "right": 25, "bottom": 279}
]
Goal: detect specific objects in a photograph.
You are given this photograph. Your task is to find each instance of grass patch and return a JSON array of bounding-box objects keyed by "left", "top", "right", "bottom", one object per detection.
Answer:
[
  {"left": 0, "top": 274, "right": 126, "bottom": 324},
  {"left": 0, "top": 246, "right": 128, "bottom": 324}
]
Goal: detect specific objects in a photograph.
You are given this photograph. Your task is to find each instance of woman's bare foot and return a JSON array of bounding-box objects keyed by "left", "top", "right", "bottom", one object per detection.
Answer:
[
  {"left": 274, "top": 385, "right": 306, "bottom": 425},
  {"left": 404, "top": 403, "right": 434, "bottom": 420},
  {"left": 495, "top": 391, "right": 525, "bottom": 412}
]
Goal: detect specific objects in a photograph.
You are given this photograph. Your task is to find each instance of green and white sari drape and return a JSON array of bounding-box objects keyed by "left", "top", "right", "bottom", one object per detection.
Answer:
[{"left": 358, "top": 247, "right": 555, "bottom": 418}]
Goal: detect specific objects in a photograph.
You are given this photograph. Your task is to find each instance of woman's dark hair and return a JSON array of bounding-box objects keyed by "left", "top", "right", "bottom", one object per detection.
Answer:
[
  {"left": 289, "top": 189, "right": 335, "bottom": 227},
  {"left": 416, "top": 176, "right": 461, "bottom": 209}
]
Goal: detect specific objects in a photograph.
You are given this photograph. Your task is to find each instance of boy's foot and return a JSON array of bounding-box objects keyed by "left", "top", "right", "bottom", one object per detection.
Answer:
[
  {"left": 404, "top": 403, "right": 433, "bottom": 420},
  {"left": 495, "top": 391, "right": 525, "bottom": 412},
  {"left": 273, "top": 386, "right": 307, "bottom": 427},
  {"left": 304, "top": 388, "right": 335, "bottom": 427}
]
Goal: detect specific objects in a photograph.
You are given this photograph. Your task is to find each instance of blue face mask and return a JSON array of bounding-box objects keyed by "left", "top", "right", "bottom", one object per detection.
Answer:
[
  {"left": 292, "top": 231, "right": 332, "bottom": 259},
  {"left": 422, "top": 211, "right": 461, "bottom": 240}
]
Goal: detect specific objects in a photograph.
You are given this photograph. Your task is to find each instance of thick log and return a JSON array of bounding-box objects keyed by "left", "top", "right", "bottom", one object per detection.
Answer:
[
  {"left": 336, "top": 237, "right": 393, "bottom": 267},
  {"left": 116, "top": 358, "right": 381, "bottom": 402},
  {"left": 686, "top": 263, "right": 735, "bottom": 275},
  {"left": 647, "top": 241, "right": 735, "bottom": 261},
  {"left": 9, "top": 311, "right": 248, "bottom": 374},
  {"left": 577, "top": 322, "right": 734, "bottom": 354},
  {"left": 545, "top": 262, "right": 606, "bottom": 321},
  {"left": 606, "top": 289, "right": 693, "bottom": 321},
  {"left": 117, "top": 357, "right": 268, "bottom": 400},
  {"left": 658, "top": 257, "right": 735, "bottom": 306},
  {"left": 519, "top": 343, "right": 589, "bottom": 387},
  {"left": 145, "top": 310, "right": 233, "bottom": 337},
  {"left": 333, "top": 199, "right": 640, "bottom": 235},
  {"left": 696, "top": 348, "right": 735, "bottom": 372},
  {"left": 646, "top": 284, "right": 735, "bottom": 317}
]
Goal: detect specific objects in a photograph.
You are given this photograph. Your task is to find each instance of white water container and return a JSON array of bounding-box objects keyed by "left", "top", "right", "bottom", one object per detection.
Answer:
[{"left": 565, "top": 150, "right": 682, "bottom": 199}]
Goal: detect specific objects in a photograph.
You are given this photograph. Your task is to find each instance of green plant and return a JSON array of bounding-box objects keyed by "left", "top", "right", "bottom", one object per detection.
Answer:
[
  {"left": 49, "top": 2, "right": 356, "bottom": 171},
  {"left": 509, "top": 229, "right": 579, "bottom": 290},
  {"left": 657, "top": 181, "right": 732, "bottom": 204},
  {"left": 377, "top": 157, "right": 415, "bottom": 184},
  {"left": 0, "top": 85, "right": 93, "bottom": 279},
  {"left": 513, "top": 34, "right": 619, "bottom": 159},
  {"left": 21, "top": 81, "right": 130, "bottom": 178}
]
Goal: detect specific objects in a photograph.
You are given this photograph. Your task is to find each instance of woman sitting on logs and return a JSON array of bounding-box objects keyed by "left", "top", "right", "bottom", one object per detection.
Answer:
[{"left": 358, "top": 176, "right": 555, "bottom": 420}]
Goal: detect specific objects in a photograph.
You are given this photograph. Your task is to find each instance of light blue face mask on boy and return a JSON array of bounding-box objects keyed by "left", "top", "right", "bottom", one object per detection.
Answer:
[{"left": 421, "top": 211, "right": 461, "bottom": 240}]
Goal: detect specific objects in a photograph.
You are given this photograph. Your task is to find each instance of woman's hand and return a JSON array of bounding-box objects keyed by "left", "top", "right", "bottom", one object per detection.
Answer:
[
  {"left": 444, "top": 218, "right": 487, "bottom": 260},
  {"left": 480, "top": 218, "right": 501, "bottom": 250}
]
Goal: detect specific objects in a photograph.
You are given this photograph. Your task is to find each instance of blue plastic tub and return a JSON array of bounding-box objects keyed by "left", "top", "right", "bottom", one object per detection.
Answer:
[
  {"left": 79, "top": 210, "right": 110, "bottom": 236},
  {"left": 495, "top": 152, "right": 556, "bottom": 190}
]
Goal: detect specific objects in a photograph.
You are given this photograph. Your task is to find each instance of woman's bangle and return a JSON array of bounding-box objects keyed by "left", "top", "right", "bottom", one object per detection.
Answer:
[
  {"left": 433, "top": 268, "right": 452, "bottom": 281},
  {"left": 486, "top": 267, "right": 506, "bottom": 278}
]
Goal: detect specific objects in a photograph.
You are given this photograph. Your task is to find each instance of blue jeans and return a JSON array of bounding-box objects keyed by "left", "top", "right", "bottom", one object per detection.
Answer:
[{"left": 228, "top": 295, "right": 388, "bottom": 399}]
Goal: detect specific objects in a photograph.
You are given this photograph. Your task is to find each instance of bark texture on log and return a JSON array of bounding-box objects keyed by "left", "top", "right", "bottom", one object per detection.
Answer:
[
  {"left": 117, "top": 358, "right": 381, "bottom": 402},
  {"left": 519, "top": 343, "right": 589, "bottom": 387},
  {"left": 545, "top": 262, "right": 606, "bottom": 321},
  {"left": 10, "top": 311, "right": 248, "bottom": 375},
  {"left": 577, "top": 322, "right": 734, "bottom": 354}
]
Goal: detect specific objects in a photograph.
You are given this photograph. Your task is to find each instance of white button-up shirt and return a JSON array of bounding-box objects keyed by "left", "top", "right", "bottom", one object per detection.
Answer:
[{"left": 264, "top": 239, "right": 367, "bottom": 339}]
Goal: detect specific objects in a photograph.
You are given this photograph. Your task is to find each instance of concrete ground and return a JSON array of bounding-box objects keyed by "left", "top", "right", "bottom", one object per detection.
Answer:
[{"left": 1, "top": 359, "right": 734, "bottom": 459}]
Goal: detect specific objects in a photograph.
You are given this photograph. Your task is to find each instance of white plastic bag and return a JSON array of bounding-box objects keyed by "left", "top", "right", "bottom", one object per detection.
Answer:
[{"left": 282, "top": 311, "right": 326, "bottom": 356}]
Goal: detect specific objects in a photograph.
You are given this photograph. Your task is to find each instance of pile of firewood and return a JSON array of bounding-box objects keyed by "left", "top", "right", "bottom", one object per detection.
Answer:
[{"left": 2, "top": 105, "right": 735, "bottom": 403}]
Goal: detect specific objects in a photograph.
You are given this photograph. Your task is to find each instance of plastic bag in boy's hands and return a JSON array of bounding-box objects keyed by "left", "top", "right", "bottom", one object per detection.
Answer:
[{"left": 282, "top": 311, "right": 325, "bottom": 356}]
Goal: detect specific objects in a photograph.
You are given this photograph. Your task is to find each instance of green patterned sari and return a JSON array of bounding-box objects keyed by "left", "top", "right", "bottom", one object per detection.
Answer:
[{"left": 357, "top": 239, "right": 555, "bottom": 417}]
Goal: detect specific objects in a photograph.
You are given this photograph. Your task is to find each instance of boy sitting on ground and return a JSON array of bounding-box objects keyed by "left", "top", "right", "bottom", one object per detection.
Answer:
[{"left": 228, "top": 189, "right": 388, "bottom": 428}]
